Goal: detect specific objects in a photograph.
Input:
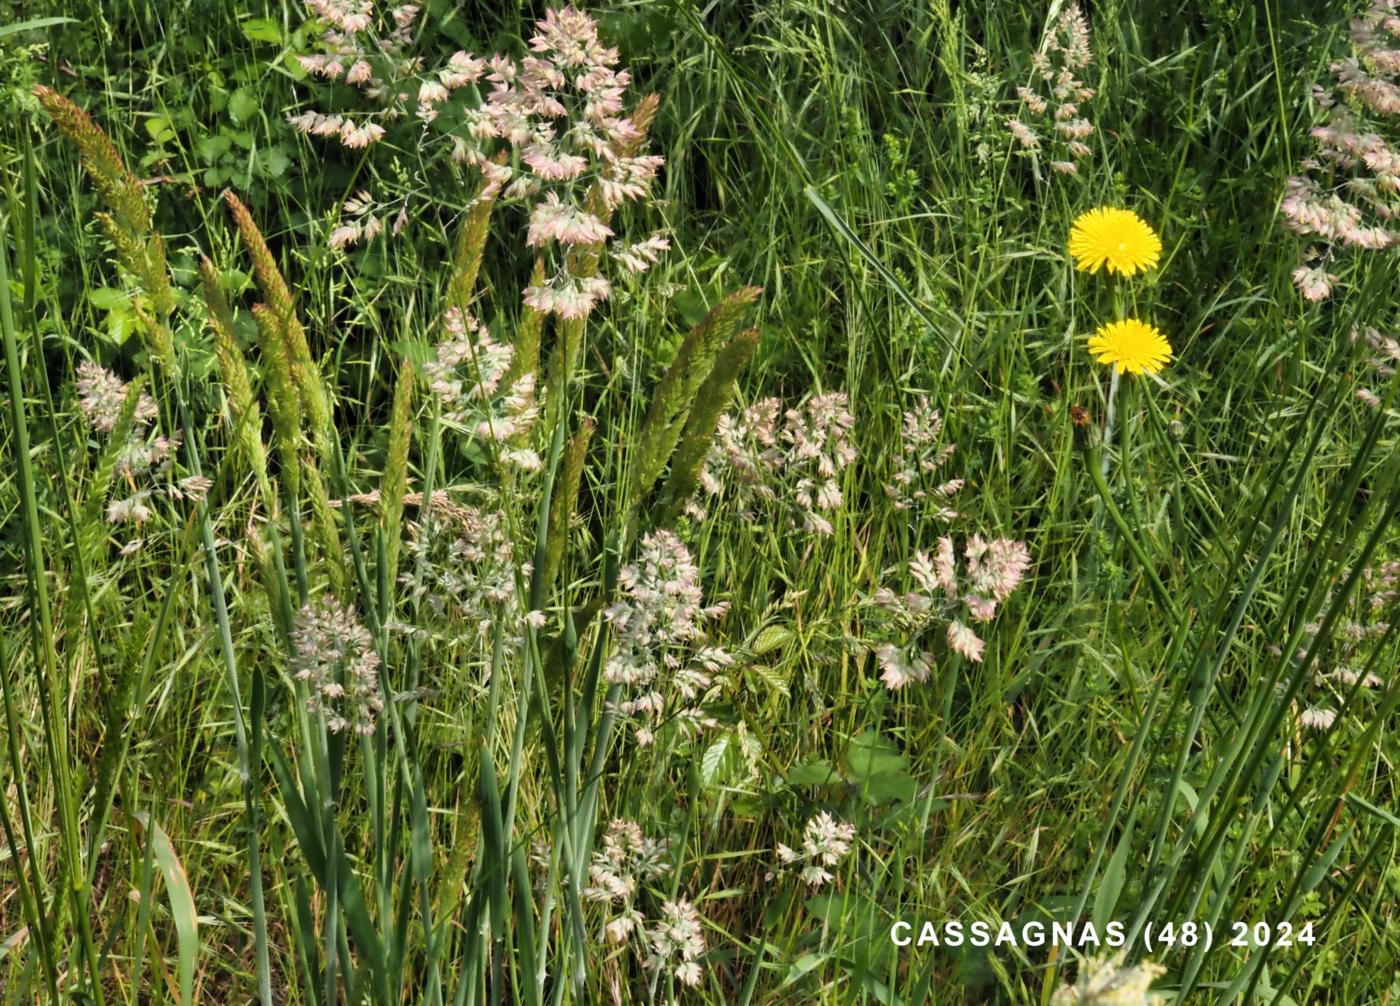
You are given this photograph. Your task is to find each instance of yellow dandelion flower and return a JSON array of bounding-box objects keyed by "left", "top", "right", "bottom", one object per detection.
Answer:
[
  {"left": 1068, "top": 207, "right": 1162, "bottom": 276},
  {"left": 1088, "top": 318, "right": 1172, "bottom": 376}
]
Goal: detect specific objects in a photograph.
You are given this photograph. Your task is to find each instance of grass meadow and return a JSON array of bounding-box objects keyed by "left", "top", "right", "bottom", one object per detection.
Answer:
[{"left": 2, "top": 0, "right": 1400, "bottom": 1002}]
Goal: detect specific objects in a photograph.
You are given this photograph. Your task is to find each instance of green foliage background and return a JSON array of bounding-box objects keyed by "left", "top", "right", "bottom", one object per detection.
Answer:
[{"left": 2, "top": 0, "right": 1399, "bottom": 1002}]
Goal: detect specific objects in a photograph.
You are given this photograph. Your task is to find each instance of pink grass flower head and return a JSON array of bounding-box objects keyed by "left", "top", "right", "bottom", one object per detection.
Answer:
[
  {"left": 775, "top": 812, "right": 857, "bottom": 887},
  {"left": 74, "top": 362, "right": 206, "bottom": 533},
  {"left": 1284, "top": 0, "right": 1400, "bottom": 299},
  {"left": 603, "top": 531, "right": 729, "bottom": 745},
  {"left": 290, "top": 598, "right": 384, "bottom": 736},
  {"left": 424, "top": 308, "right": 540, "bottom": 469},
  {"left": 871, "top": 535, "right": 1030, "bottom": 691},
  {"left": 526, "top": 191, "right": 614, "bottom": 246},
  {"left": 290, "top": 4, "right": 667, "bottom": 315},
  {"left": 1008, "top": 5, "right": 1096, "bottom": 174}
]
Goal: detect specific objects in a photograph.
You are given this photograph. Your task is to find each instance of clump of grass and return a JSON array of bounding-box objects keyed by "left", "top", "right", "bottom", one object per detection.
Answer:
[{"left": 4, "top": 1, "right": 1400, "bottom": 1004}]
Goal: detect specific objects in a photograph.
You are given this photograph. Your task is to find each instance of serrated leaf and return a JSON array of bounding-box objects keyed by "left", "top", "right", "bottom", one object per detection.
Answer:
[
  {"left": 256, "top": 146, "right": 290, "bottom": 178},
  {"left": 107, "top": 307, "right": 135, "bottom": 345},
  {"left": 803, "top": 892, "right": 842, "bottom": 923},
  {"left": 804, "top": 890, "right": 882, "bottom": 933},
  {"left": 672, "top": 287, "right": 711, "bottom": 328},
  {"left": 239, "top": 16, "right": 282, "bottom": 43},
  {"left": 283, "top": 51, "right": 310, "bottom": 79},
  {"left": 197, "top": 133, "right": 232, "bottom": 163},
  {"left": 700, "top": 733, "right": 735, "bottom": 787},
  {"left": 228, "top": 88, "right": 258, "bottom": 126},
  {"left": 87, "top": 286, "right": 130, "bottom": 311},
  {"left": 844, "top": 729, "right": 907, "bottom": 783},
  {"left": 144, "top": 116, "right": 175, "bottom": 143},
  {"left": 861, "top": 770, "right": 916, "bottom": 805}
]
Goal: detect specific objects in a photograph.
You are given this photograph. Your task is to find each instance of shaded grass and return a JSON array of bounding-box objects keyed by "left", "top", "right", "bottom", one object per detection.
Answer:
[{"left": 2, "top": 0, "right": 1400, "bottom": 1003}]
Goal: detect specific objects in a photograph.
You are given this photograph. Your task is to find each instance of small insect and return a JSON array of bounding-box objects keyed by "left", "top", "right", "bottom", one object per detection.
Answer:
[{"left": 1069, "top": 404, "right": 1091, "bottom": 427}]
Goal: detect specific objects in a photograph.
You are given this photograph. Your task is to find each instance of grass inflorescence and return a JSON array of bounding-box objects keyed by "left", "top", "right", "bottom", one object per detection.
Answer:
[{"left": 2, "top": 1, "right": 1399, "bottom": 1003}]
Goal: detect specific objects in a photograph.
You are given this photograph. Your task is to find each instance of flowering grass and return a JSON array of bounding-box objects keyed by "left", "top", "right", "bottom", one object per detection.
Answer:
[{"left": 2, "top": 2, "right": 1400, "bottom": 1005}]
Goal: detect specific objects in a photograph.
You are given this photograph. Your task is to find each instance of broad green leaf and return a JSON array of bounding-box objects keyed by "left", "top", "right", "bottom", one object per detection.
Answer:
[
  {"left": 133, "top": 813, "right": 199, "bottom": 1006},
  {"left": 862, "top": 770, "right": 916, "bottom": 805},
  {"left": 701, "top": 733, "right": 736, "bottom": 786},
  {"left": 844, "top": 729, "right": 906, "bottom": 782},
  {"left": 107, "top": 307, "right": 135, "bottom": 345},
  {"left": 144, "top": 116, "right": 175, "bottom": 143},
  {"left": 784, "top": 759, "right": 840, "bottom": 787},
  {"left": 87, "top": 286, "right": 130, "bottom": 311},
  {"left": 239, "top": 16, "right": 282, "bottom": 43},
  {"left": 197, "top": 133, "right": 232, "bottom": 163},
  {"left": 228, "top": 88, "right": 258, "bottom": 125},
  {"left": 256, "top": 146, "right": 290, "bottom": 178}
]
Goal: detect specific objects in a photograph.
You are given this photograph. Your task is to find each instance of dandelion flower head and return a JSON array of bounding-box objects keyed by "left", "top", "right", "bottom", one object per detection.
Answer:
[
  {"left": 1088, "top": 319, "right": 1172, "bottom": 376},
  {"left": 1069, "top": 207, "right": 1161, "bottom": 276}
]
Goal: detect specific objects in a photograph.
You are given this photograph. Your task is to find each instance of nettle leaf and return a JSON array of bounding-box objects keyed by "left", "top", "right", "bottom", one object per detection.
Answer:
[
  {"left": 845, "top": 730, "right": 915, "bottom": 805},
  {"left": 228, "top": 88, "right": 258, "bottom": 126},
  {"left": 283, "top": 50, "right": 311, "bottom": 79},
  {"left": 806, "top": 895, "right": 879, "bottom": 951},
  {"left": 671, "top": 287, "right": 711, "bottom": 329},
  {"left": 861, "top": 772, "right": 916, "bottom": 805},
  {"left": 144, "top": 116, "right": 176, "bottom": 144},
  {"left": 239, "top": 16, "right": 282, "bottom": 44},
  {"left": 87, "top": 286, "right": 129, "bottom": 311},
  {"left": 803, "top": 890, "right": 892, "bottom": 969},
  {"left": 843, "top": 729, "right": 906, "bottom": 781},
  {"left": 87, "top": 287, "right": 137, "bottom": 344},
  {"left": 745, "top": 664, "right": 789, "bottom": 699},
  {"left": 256, "top": 147, "right": 290, "bottom": 178},
  {"left": 197, "top": 133, "right": 232, "bottom": 163}
]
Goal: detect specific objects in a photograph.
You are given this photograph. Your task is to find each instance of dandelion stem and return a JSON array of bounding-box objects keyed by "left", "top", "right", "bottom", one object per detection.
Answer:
[
  {"left": 1079, "top": 434, "right": 1181, "bottom": 624},
  {"left": 1099, "top": 363, "right": 1119, "bottom": 480}
]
